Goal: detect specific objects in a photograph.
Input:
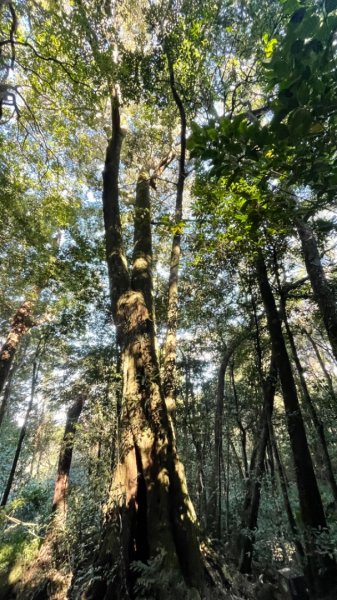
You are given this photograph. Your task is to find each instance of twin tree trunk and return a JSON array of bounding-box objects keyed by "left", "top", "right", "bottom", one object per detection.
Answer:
[
  {"left": 255, "top": 250, "right": 337, "bottom": 597},
  {"left": 82, "top": 94, "right": 204, "bottom": 598}
]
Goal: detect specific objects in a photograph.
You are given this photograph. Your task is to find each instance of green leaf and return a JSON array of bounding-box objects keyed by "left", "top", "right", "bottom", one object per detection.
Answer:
[
  {"left": 291, "top": 39, "right": 303, "bottom": 54},
  {"left": 288, "top": 107, "right": 312, "bottom": 133},
  {"left": 300, "top": 15, "right": 320, "bottom": 37},
  {"left": 283, "top": 0, "right": 300, "bottom": 13},
  {"left": 296, "top": 83, "right": 309, "bottom": 105},
  {"left": 271, "top": 122, "right": 289, "bottom": 140},
  {"left": 308, "top": 122, "right": 324, "bottom": 134},
  {"left": 272, "top": 60, "right": 291, "bottom": 78},
  {"left": 207, "top": 127, "right": 217, "bottom": 141}
]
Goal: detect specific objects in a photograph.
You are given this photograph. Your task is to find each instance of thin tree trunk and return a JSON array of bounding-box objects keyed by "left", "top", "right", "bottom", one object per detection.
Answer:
[
  {"left": 256, "top": 249, "right": 337, "bottom": 597},
  {"left": 1, "top": 360, "right": 37, "bottom": 506},
  {"left": 163, "top": 55, "right": 186, "bottom": 416},
  {"left": 238, "top": 356, "right": 277, "bottom": 574},
  {"left": 52, "top": 395, "right": 84, "bottom": 514},
  {"left": 211, "top": 341, "right": 239, "bottom": 537},
  {"left": 268, "top": 420, "right": 305, "bottom": 563},
  {"left": 266, "top": 436, "right": 275, "bottom": 482},
  {"left": 230, "top": 361, "right": 248, "bottom": 478},
  {"left": 273, "top": 252, "right": 337, "bottom": 503},
  {"left": 102, "top": 91, "right": 129, "bottom": 324},
  {"left": 296, "top": 219, "right": 337, "bottom": 362},
  {"left": 230, "top": 439, "right": 245, "bottom": 481},
  {"left": 284, "top": 311, "right": 337, "bottom": 503},
  {"left": 211, "top": 330, "right": 251, "bottom": 537},
  {"left": 183, "top": 358, "right": 207, "bottom": 523}
]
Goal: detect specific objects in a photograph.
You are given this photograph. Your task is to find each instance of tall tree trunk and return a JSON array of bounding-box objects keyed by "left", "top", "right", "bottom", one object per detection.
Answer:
[
  {"left": 230, "top": 361, "right": 248, "bottom": 478},
  {"left": 268, "top": 420, "right": 305, "bottom": 563},
  {"left": 0, "top": 357, "right": 18, "bottom": 429},
  {"left": 211, "top": 332, "right": 250, "bottom": 537},
  {"left": 273, "top": 252, "right": 337, "bottom": 503},
  {"left": 81, "top": 100, "right": 204, "bottom": 598},
  {"left": 163, "top": 56, "right": 186, "bottom": 416},
  {"left": 183, "top": 358, "right": 207, "bottom": 524},
  {"left": 255, "top": 250, "right": 337, "bottom": 597},
  {"left": 296, "top": 219, "right": 337, "bottom": 362},
  {"left": 284, "top": 313, "right": 337, "bottom": 503},
  {"left": 1, "top": 360, "right": 37, "bottom": 506},
  {"left": 238, "top": 356, "right": 276, "bottom": 574},
  {"left": 0, "top": 298, "right": 35, "bottom": 409},
  {"left": 211, "top": 342, "right": 237, "bottom": 538},
  {"left": 102, "top": 92, "right": 129, "bottom": 324},
  {"left": 52, "top": 395, "right": 84, "bottom": 514}
]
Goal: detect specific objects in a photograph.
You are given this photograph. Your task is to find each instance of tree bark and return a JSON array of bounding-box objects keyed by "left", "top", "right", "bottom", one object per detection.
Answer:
[
  {"left": 81, "top": 102, "right": 204, "bottom": 598},
  {"left": 210, "top": 332, "right": 249, "bottom": 538},
  {"left": 52, "top": 395, "right": 84, "bottom": 514},
  {"left": 1, "top": 360, "right": 37, "bottom": 506},
  {"left": 163, "top": 56, "right": 186, "bottom": 416},
  {"left": 284, "top": 312, "right": 337, "bottom": 504},
  {"left": 296, "top": 219, "right": 337, "bottom": 362},
  {"left": 102, "top": 91, "right": 130, "bottom": 324},
  {"left": 255, "top": 249, "right": 337, "bottom": 597},
  {"left": 268, "top": 420, "right": 305, "bottom": 563},
  {"left": 182, "top": 357, "right": 207, "bottom": 525},
  {"left": 230, "top": 439, "right": 245, "bottom": 481},
  {"left": 0, "top": 299, "right": 35, "bottom": 410},
  {"left": 273, "top": 251, "right": 337, "bottom": 504},
  {"left": 238, "top": 356, "right": 276, "bottom": 574},
  {"left": 230, "top": 361, "right": 248, "bottom": 479},
  {"left": 0, "top": 356, "right": 18, "bottom": 429}
]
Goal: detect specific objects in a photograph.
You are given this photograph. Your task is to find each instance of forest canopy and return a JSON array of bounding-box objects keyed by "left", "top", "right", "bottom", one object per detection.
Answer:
[{"left": 1, "top": 1, "right": 337, "bottom": 599}]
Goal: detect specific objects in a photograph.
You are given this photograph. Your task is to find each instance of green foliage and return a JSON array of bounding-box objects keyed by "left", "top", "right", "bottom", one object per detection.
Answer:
[{"left": 0, "top": 531, "right": 40, "bottom": 584}]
